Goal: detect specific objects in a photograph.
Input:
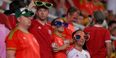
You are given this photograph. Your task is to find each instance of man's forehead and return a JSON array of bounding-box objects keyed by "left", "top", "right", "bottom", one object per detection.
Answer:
[
  {"left": 38, "top": 8, "right": 48, "bottom": 11},
  {"left": 75, "top": 31, "right": 85, "bottom": 35}
]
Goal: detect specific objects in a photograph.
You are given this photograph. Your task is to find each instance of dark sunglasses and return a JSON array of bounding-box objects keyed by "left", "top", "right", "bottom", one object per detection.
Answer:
[
  {"left": 34, "top": 1, "right": 53, "bottom": 8},
  {"left": 74, "top": 35, "right": 89, "bottom": 40},
  {"left": 54, "top": 21, "right": 68, "bottom": 28},
  {"left": 75, "top": 35, "right": 81, "bottom": 40}
]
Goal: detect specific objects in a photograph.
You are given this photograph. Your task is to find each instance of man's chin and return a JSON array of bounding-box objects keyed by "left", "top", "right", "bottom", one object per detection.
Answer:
[
  {"left": 39, "top": 17, "right": 47, "bottom": 21},
  {"left": 26, "top": 25, "right": 31, "bottom": 28}
]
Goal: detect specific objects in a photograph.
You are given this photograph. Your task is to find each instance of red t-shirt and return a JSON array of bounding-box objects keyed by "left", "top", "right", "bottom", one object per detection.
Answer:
[
  {"left": 84, "top": 26, "right": 111, "bottom": 58},
  {"left": 6, "top": 28, "right": 40, "bottom": 58},
  {"left": 29, "top": 20, "right": 53, "bottom": 58},
  {"left": 52, "top": 34, "right": 67, "bottom": 58}
]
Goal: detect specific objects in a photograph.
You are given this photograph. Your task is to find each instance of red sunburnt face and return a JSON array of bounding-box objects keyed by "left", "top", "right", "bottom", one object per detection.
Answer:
[
  {"left": 37, "top": 8, "right": 49, "bottom": 21},
  {"left": 20, "top": 16, "right": 32, "bottom": 27}
]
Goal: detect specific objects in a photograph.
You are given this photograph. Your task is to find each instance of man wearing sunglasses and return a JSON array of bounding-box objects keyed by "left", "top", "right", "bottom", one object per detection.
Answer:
[
  {"left": 60, "top": 7, "right": 81, "bottom": 44},
  {"left": 29, "top": 1, "right": 53, "bottom": 58},
  {"left": 6, "top": 9, "right": 40, "bottom": 58},
  {"left": 51, "top": 19, "right": 70, "bottom": 58},
  {"left": 1, "top": 0, "right": 32, "bottom": 30},
  {"left": 67, "top": 29, "right": 90, "bottom": 58}
]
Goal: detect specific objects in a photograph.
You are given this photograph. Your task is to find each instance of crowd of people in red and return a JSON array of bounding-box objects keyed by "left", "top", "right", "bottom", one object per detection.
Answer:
[{"left": 0, "top": 0, "right": 116, "bottom": 58}]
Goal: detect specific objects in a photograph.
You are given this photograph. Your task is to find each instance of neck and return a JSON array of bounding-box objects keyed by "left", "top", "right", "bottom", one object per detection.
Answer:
[
  {"left": 94, "top": 24, "right": 103, "bottom": 27},
  {"left": 36, "top": 19, "right": 47, "bottom": 25},
  {"left": 54, "top": 30, "right": 65, "bottom": 39},
  {"left": 54, "top": 30, "right": 62, "bottom": 36},
  {"left": 74, "top": 43, "right": 83, "bottom": 52},
  {"left": 66, "top": 16, "right": 73, "bottom": 23},
  {"left": 17, "top": 24, "right": 29, "bottom": 33}
]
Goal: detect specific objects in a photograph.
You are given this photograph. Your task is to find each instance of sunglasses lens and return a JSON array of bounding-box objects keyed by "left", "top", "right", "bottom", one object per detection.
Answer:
[
  {"left": 45, "top": 3, "right": 52, "bottom": 7},
  {"left": 54, "top": 21, "right": 62, "bottom": 27},
  {"left": 63, "top": 23, "right": 68, "bottom": 27},
  {"left": 75, "top": 35, "right": 81, "bottom": 40},
  {"left": 36, "top": 1, "right": 43, "bottom": 6},
  {"left": 35, "top": 1, "right": 53, "bottom": 8}
]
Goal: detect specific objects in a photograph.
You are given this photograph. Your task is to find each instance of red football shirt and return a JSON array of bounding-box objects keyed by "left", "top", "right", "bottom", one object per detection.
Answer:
[
  {"left": 52, "top": 34, "right": 67, "bottom": 58},
  {"left": 29, "top": 20, "right": 53, "bottom": 58},
  {"left": 6, "top": 28, "right": 40, "bottom": 58},
  {"left": 84, "top": 26, "right": 111, "bottom": 58}
]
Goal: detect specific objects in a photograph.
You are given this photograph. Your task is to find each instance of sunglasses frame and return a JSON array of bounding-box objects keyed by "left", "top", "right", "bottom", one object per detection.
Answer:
[{"left": 34, "top": 1, "right": 53, "bottom": 8}]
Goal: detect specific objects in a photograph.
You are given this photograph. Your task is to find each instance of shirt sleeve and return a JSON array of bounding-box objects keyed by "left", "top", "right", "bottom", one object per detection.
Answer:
[
  {"left": 6, "top": 36, "right": 17, "bottom": 50},
  {"left": 85, "top": 51, "right": 91, "bottom": 58},
  {"left": 105, "top": 30, "right": 111, "bottom": 43}
]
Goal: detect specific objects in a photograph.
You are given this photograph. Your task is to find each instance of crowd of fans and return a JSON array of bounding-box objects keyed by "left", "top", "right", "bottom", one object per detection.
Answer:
[{"left": 0, "top": 0, "right": 116, "bottom": 58}]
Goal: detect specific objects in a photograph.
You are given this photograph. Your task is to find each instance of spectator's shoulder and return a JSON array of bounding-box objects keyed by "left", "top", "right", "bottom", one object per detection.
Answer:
[{"left": 7, "top": 28, "right": 19, "bottom": 40}]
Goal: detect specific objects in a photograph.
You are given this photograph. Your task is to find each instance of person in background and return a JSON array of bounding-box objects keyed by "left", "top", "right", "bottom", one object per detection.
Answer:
[
  {"left": 0, "top": 22, "right": 10, "bottom": 58},
  {"left": 29, "top": 1, "right": 53, "bottom": 58},
  {"left": 0, "top": 0, "right": 32, "bottom": 30},
  {"left": 81, "top": 10, "right": 91, "bottom": 26},
  {"left": 60, "top": 7, "right": 80, "bottom": 39},
  {"left": 6, "top": 9, "right": 40, "bottom": 58},
  {"left": 67, "top": 29, "right": 90, "bottom": 58},
  {"left": 84, "top": 11, "right": 112, "bottom": 58},
  {"left": 110, "top": 27, "right": 116, "bottom": 58},
  {"left": 108, "top": 21, "right": 116, "bottom": 32}
]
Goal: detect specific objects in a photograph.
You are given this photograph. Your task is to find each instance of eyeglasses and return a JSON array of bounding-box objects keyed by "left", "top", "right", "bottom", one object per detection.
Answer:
[
  {"left": 53, "top": 21, "right": 68, "bottom": 28},
  {"left": 34, "top": 1, "right": 53, "bottom": 8}
]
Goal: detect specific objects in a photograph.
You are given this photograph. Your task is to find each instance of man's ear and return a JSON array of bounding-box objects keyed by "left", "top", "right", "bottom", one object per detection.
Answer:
[
  {"left": 52, "top": 26, "right": 57, "bottom": 30},
  {"left": 17, "top": 17, "right": 21, "bottom": 22}
]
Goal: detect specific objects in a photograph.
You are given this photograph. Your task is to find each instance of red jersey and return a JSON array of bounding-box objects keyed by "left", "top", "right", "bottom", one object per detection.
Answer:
[
  {"left": 52, "top": 34, "right": 67, "bottom": 58},
  {"left": 6, "top": 28, "right": 40, "bottom": 58},
  {"left": 29, "top": 20, "right": 53, "bottom": 58},
  {"left": 84, "top": 26, "right": 111, "bottom": 58}
]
